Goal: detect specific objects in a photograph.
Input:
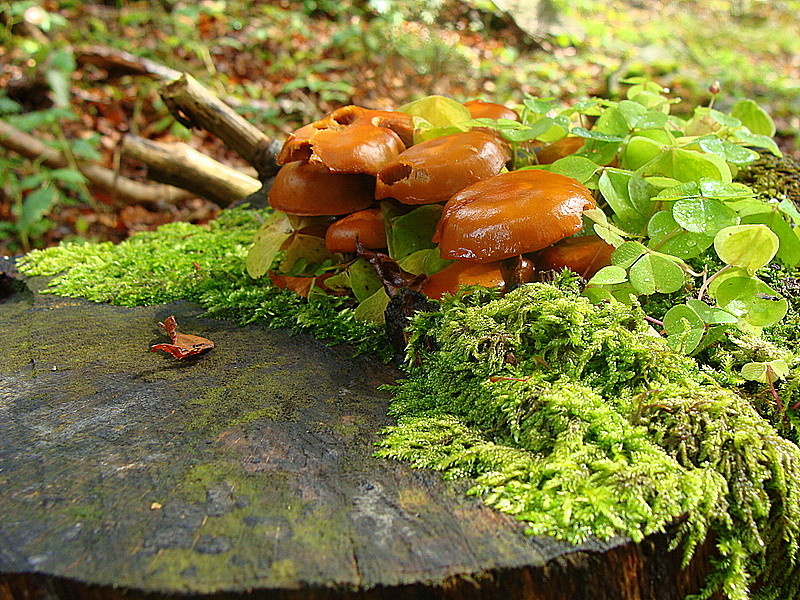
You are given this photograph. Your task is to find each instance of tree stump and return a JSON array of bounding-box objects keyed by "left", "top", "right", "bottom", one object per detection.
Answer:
[{"left": 0, "top": 278, "right": 718, "bottom": 599}]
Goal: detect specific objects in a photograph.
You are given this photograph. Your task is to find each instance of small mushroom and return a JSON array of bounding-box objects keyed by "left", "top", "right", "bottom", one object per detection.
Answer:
[
  {"left": 268, "top": 161, "right": 375, "bottom": 216},
  {"left": 422, "top": 257, "right": 534, "bottom": 300},
  {"left": 536, "top": 136, "right": 586, "bottom": 164},
  {"left": 325, "top": 208, "right": 387, "bottom": 253},
  {"left": 534, "top": 234, "right": 615, "bottom": 279},
  {"left": 463, "top": 99, "right": 518, "bottom": 121},
  {"left": 375, "top": 131, "right": 511, "bottom": 205},
  {"left": 433, "top": 170, "right": 596, "bottom": 262},
  {"left": 277, "top": 105, "right": 413, "bottom": 176}
]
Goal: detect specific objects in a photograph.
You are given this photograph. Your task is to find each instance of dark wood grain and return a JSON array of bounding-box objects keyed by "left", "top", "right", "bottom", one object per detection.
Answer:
[{"left": 0, "top": 279, "right": 718, "bottom": 599}]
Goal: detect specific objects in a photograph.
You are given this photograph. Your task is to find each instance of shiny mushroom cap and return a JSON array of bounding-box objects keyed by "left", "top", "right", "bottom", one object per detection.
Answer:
[
  {"left": 268, "top": 161, "right": 375, "bottom": 216},
  {"left": 325, "top": 208, "right": 387, "bottom": 253},
  {"left": 463, "top": 99, "right": 519, "bottom": 121},
  {"left": 422, "top": 260, "right": 506, "bottom": 300},
  {"left": 534, "top": 234, "right": 615, "bottom": 279},
  {"left": 375, "top": 131, "right": 511, "bottom": 205},
  {"left": 277, "top": 105, "right": 413, "bottom": 176},
  {"left": 433, "top": 170, "right": 596, "bottom": 262}
]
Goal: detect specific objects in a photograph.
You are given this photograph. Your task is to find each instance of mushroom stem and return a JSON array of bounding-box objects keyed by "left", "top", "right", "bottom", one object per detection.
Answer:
[{"left": 499, "top": 255, "right": 535, "bottom": 293}]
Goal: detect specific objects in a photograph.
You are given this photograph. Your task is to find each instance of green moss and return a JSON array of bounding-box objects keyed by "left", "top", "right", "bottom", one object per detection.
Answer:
[
  {"left": 14, "top": 207, "right": 800, "bottom": 598},
  {"left": 187, "top": 366, "right": 302, "bottom": 432},
  {"left": 16, "top": 207, "right": 392, "bottom": 359},
  {"left": 379, "top": 282, "right": 800, "bottom": 600}
]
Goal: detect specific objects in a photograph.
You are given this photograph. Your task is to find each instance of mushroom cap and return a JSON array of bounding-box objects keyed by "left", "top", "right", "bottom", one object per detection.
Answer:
[
  {"left": 268, "top": 161, "right": 375, "bottom": 216},
  {"left": 433, "top": 170, "right": 596, "bottom": 262},
  {"left": 534, "top": 234, "right": 615, "bottom": 279},
  {"left": 276, "top": 105, "right": 413, "bottom": 175},
  {"left": 463, "top": 99, "right": 519, "bottom": 121},
  {"left": 422, "top": 259, "right": 505, "bottom": 300},
  {"left": 325, "top": 208, "right": 387, "bottom": 253},
  {"left": 375, "top": 131, "right": 511, "bottom": 205},
  {"left": 536, "top": 136, "right": 586, "bottom": 164}
]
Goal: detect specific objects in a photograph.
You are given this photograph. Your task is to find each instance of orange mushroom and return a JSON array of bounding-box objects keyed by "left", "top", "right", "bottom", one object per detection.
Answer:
[
  {"left": 375, "top": 131, "right": 511, "bottom": 205},
  {"left": 277, "top": 105, "right": 413, "bottom": 176},
  {"left": 268, "top": 161, "right": 375, "bottom": 216},
  {"left": 463, "top": 99, "right": 518, "bottom": 121},
  {"left": 422, "top": 260, "right": 505, "bottom": 300},
  {"left": 534, "top": 235, "right": 615, "bottom": 279},
  {"left": 536, "top": 136, "right": 586, "bottom": 164},
  {"left": 325, "top": 208, "right": 387, "bottom": 253},
  {"left": 433, "top": 170, "right": 596, "bottom": 262}
]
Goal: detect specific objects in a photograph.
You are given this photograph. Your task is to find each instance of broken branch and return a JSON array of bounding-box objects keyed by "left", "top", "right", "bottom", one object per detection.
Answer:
[
  {"left": 0, "top": 118, "right": 193, "bottom": 208},
  {"left": 121, "top": 135, "right": 261, "bottom": 207},
  {"left": 160, "top": 73, "right": 282, "bottom": 181}
]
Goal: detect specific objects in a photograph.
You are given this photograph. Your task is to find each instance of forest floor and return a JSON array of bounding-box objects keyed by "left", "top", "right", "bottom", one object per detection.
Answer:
[{"left": 1, "top": 0, "right": 798, "bottom": 254}]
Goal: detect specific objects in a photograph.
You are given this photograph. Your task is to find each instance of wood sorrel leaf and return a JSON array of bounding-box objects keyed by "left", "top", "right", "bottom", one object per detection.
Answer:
[
  {"left": 587, "top": 265, "right": 628, "bottom": 285},
  {"left": 731, "top": 99, "right": 776, "bottom": 137},
  {"left": 611, "top": 240, "right": 648, "bottom": 269},
  {"left": 685, "top": 298, "right": 739, "bottom": 325},
  {"left": 647, "top": 211, "right": 714, "bottom": 258},
  {"left": 715, "top": 276, "right": 788, "bottom": 327},
  {"left": 629, "top": 253, "right": 685, "bottom": 295},
  {"left": 672, "top": 197, "right": 740, "bottom": 235},
  {"left": 663, "top": 304, "right": 705, "bottom": 354},
  {"left": 741, "top": 359, "right": 789, "bottom": 383},
  {"left": 741, "top": 211, "right": 800, "bottom": 268},
  {"left": 714, "top": 224, "right": 779, "bottom": 274}
]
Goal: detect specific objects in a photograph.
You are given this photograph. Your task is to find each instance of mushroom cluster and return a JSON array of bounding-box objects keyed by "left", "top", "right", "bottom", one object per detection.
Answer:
[{"left": 263, "top": 98, "right": 605, "bottom": 303}]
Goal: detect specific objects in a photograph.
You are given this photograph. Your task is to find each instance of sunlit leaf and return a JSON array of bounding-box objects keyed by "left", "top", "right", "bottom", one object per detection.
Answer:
[
  {"left": 685, "top": 298, "right": 739, "bottom": 325},
  {"left": 397, "top": 248, "right": 452, "bottom": 276},
  {"left": 246, "top": 211, "right": 293, "bottom": 279},
  {"left": 353, "top": 287, "right": 390, "bottom": 324},
  {"left": 696, "top": 136, "right": 759, "bottom": 165},
  {"left": 587, "top": 265, "right": 628, "bottom": 285},
  {"left": 398, "top": 95, "right": 471, "bottom": 129},
  {"left": 672, "top": 197, "right": 739, "bottom": 235},
  {"left": 731, "top": 99, "right": 776, "bottom": 137},
  {"left": 734, "top": 130, "right": 781, "bottom": 156},
  {"left": 571, "top": 126, "right": 624, "bottom": 143},
  {"left": 741, "top": 359, "right": 790, "bottom": 383},
  {"left": 584, "top": 207, "right": 626, "bottom": 247},
  {"left": 348, "top": 258, "right": 384, "bottom": 302},
  {"left": 715, "top": 276, "right": 788, "bottom": 327},
  {"left": 611, "top": 240, "right": 647, "bottom": 269},
  {"left": 629, "top": 253, "right": 685, "bottom": 294},
  {"left": 647, "top": 211, "right": 714, "bottom": 258},
  {"left": 663, "top": 304, "right": 705, "bottom": 354},
  {"left": 714, "top": 224, "right": 779, "bottom": 273},
  {"left": 279, "top": 233, "right": 341, "bottom": 276},
  {"left": 385, "top": 204, "right": 442, "bottom": 261},
  {"left": 741, "top": 211, "right": 800, "bottom": 267},
  {"left": 542, "top": 155, "right": 601, "bottom": 184},
  {"left": 641, "top": 147, "right": 732, "bottom": 183},
  {"left": 622, "top": 136, "right": 662, "bottom": 171}
]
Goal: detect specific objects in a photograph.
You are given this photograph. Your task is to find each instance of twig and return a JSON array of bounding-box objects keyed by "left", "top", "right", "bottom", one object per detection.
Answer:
[
  {"left": 161, "top": 73, "right": 282, "bottom": 181},
  {"left": 0, "top": 118, "right": 193, "bottom": 209},
  {"left": 121, "top": 135, "right": 261, "bottom": 207}
]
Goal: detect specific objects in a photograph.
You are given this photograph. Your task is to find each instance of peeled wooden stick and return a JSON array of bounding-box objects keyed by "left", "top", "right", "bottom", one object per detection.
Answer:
[
  {"left": 161, "top": 73, "right": 282, "bottom": 181},
  {"left": 0, "top": 119, "right": 192, "bottom": 208},
  {"left": 121, "top": 135, "right": 261, "bottom": 207}
]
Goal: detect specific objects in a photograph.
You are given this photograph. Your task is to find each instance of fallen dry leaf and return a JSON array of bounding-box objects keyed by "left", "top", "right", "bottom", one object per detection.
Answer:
[{"left": 150, "top": 315, "right": 214, "bottom": 359}]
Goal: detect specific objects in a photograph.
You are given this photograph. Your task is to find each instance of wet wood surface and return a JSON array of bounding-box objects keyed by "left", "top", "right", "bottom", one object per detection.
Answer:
[{"left": 0, "top": 278, "right": 717, "bottom": 599}]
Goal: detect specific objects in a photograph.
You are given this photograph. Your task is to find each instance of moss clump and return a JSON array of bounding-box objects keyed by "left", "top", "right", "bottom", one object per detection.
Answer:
[
  {"left": 378, "top": 281, "right": 800, "bottom": 600},
  {"left": 16, "top": 207, "right": 392, "bottom": 359}
]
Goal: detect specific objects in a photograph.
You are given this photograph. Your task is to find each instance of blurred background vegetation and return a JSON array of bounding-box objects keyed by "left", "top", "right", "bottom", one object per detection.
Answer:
[{"left": 1, "top": 0, "right": 798, "bottom": 254}]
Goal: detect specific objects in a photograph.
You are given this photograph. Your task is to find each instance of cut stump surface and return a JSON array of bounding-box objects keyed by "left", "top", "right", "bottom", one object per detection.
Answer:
[{"left": 0, "top": 279, "right": 717, "bottom": 599}]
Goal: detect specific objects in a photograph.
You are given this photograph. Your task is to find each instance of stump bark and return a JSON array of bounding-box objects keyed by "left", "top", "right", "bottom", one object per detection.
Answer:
[{"left": 0, "top": 278, "right": 719, "bottom": 599}]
